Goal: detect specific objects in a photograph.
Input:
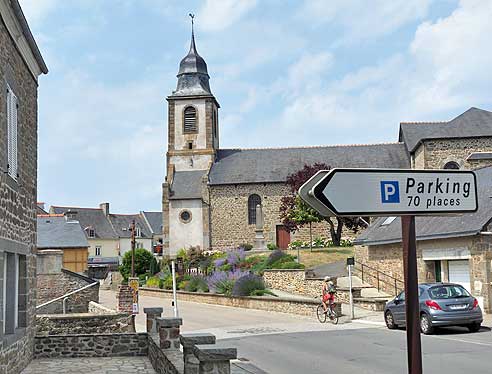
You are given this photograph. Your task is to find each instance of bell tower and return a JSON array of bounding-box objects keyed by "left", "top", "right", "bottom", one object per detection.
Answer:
[{"left": 166, "top": 14, "right": 220, "bottom": 176}]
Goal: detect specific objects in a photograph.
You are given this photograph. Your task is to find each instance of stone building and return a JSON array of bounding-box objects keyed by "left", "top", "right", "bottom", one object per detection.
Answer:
[
  {"left": 163, "top": 28, "right": 492, "bottom": 256},
  {"left": 0, "top": 0, "right": 48, "bottom": 372}
]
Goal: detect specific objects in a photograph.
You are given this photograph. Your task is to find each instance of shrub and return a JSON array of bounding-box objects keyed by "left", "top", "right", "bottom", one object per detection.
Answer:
[
  {"left": 239, "top": 243, "right": 253, "bottom": 251},
  {"left": 267, "top": 243, "right": 278, "bottom": 251},
  {"left": 120, "top": 249, "right": 155, "bottom": 278},
  {"left": 158, "top": 278, "right": 165, "bottom": 289},
  {"left": 214, "top": 258, "right": 227, "bottom": 268},
  {"left": 178, "top": 280, "right": 188, "bottom": 290},
  {"left": 185, "top": 275, "right": 209, "bottom": 292},
  {"left": 266, "top": 250, "right": 287, "bottom": 266},
  {"left": 226, "top": 248, "right": 245, "bottom": 266},
  {"left": 163, "top": 275, "right": 173, "bottom": 290},
  {"left": 218, "top": 263, "right": 233, "bottom": 272},
  {"left": 145, "top": 276, "right": 160, "bottom": 288},
  {"left": 277, "top": 261, "right": 305, "bottom": 269},
  {"left": 250, "top": 289, "right": 277, "bottom": 297},
  {"left": 231, "top": 274, "right": 265, "bottom": 297},
  {"left": 207, "top": 270, "right": 248, "bottom": 296}
]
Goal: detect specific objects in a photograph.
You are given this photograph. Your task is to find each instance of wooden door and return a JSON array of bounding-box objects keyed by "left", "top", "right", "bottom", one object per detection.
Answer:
[{"left": 276, "top": 225, "right": 291, "bottom": 250}]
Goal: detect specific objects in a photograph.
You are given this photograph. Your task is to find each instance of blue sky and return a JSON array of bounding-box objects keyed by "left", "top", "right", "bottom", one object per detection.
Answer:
[{"left": 20, "top": 0, "right": 492, "bottom": 213}]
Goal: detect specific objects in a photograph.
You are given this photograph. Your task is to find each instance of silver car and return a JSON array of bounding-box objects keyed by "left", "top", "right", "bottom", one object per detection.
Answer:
[{"left": 384, "top": 283, "right": 483, "bottom": 334}]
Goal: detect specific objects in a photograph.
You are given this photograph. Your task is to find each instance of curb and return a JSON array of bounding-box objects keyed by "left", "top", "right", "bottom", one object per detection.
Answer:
[{"left": 351, "top": 319, "right": 386, "bottom": 327}]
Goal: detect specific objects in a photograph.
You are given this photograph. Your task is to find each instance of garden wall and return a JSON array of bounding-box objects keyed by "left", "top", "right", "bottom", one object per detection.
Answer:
[
  {"left": 263, "top": 269, "right": 326, "bottom": 299},
  {"left": 140, "top": 287, "right": 341, "bottom": 316}
]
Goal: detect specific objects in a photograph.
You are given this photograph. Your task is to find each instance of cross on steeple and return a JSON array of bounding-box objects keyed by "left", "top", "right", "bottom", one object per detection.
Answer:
[{"left": 189, "top": 13, "right": 195, "bottom": 33}]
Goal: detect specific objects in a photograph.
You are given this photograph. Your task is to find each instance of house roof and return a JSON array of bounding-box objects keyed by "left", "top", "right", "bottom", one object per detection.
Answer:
[
  {"left": 354, "top": 166, "right": 492, "bottom": 246},
  {"left": 37, "top": 216, "right": 89, "bottom": 249},
  {"left": 399, "top": 107, "right": 492, "bottom": 153},
  {"left": 107, "top": 214, "right": 153, "bottom": 239},
  {"left": 208, "top": 143, "right": 410, "bottom": 185},
  {"left": 141, "top": 211, "right": 163, "bottom": 235},
  {"left": 50, "top": 206, "right": 118, "bottom": 239},
  {"left": 170, "top": 170, "right": 206, "bottom": 199}
]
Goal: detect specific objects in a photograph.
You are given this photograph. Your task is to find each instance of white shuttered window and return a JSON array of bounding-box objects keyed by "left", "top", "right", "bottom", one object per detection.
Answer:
[{"left": 6, "top": 85, "right": 18, "bottom": 181}]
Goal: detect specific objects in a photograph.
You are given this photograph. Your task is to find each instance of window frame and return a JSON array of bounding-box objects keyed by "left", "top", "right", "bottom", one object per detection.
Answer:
[
  {"left": 248, "top": 194, "right": 262, "bottom": 225},
  {"left": 183, "top": 105, "right": 198, "bottom": 134},
  {"left": 95, "top": 246, "right": 102, "bottom": 256},
  {"left": 6, "top": 84, "right": 18, "bottom": 181}
]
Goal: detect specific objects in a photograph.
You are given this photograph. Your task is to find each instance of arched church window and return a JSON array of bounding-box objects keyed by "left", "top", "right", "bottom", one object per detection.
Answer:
[
  {"left": 184, "top": 106, "right": 197, "bottom": 133},
  {"left": 248, "top": 194, "right": 261, "bottom": 225},
  {"left": 443, "top": 161, "right": 460, "bottom": 170}
]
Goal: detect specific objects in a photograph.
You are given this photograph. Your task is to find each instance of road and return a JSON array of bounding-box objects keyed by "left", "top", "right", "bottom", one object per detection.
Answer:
[{"left": 100, "top": 290, "right": 492, "bottom": 373}]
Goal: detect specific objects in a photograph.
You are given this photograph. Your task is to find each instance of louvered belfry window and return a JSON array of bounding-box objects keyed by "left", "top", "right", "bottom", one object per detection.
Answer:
[
  {"left": 183, "top": 106, "right": 197, "bottom": 133},
  {"left": 6, "top": 85, "right": 18, "bottom": 181}
]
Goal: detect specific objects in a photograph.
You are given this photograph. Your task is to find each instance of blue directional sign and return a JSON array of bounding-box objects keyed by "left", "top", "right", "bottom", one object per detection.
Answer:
[{"left": 305, "top": 168, "right": 478, "bottom": 217}]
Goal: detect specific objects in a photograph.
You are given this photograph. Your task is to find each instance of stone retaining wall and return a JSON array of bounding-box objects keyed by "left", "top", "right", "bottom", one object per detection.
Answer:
[
  {"left": 34, "top": 333, "right": 148, "bottom": 359},
  {"left": 263, "top": 269, "right": 326, "bottom": 299},
  {"left": 148, "top": 334, "right": 182, "bottom": 374},
  {"left": 36, "top": 304, "right": 132, "bottom": 335},
  {"left": 140, "top": 287, "right": 341, "bottom": 316}
]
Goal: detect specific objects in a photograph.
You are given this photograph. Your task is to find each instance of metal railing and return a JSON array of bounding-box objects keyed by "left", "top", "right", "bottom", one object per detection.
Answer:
[
  {"left": 353, "top": 260, "right": 404, "bottom": 297},
  {"left": 36, "top": 281, "right": 99, "bottom": 314}
]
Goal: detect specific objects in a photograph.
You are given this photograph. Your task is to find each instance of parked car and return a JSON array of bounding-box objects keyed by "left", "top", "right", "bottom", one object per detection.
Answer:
[{"left": 384, "top": 283, "right": 483, "bottom": 334}]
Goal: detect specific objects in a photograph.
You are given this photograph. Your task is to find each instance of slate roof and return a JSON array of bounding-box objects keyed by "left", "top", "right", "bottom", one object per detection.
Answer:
[
  {"left": 208, "top": 143, "right": 410, "bottom": 185},
  {"left": 141, "top": 211, "right": 163, "bottom": 235},
  {"left": 51, "top": 206, "right": 118, "bottom": 239},
  {"left": 399, "top": 107, "right": 492, "bottom": 153},
  {"left": 37, "top": 216, "right": 89, "bottom": 249},
  {"left": 354, "top": 166, "right": 492, "bottom": 246},
  {"left": 108, "top": 214, "right": 153, "bottom": 239},
  {"left": 170, "top": 170, "right": 206, "bottom": 199}
]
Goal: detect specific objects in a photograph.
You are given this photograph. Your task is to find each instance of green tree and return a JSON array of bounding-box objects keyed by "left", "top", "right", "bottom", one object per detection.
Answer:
[{"left": 120, "top": 248, "right": 154, "bottom": 278}]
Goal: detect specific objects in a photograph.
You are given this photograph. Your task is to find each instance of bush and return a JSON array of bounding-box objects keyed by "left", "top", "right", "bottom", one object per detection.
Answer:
[
  {"left": 178, "top": 280, "right": 188, "bottom": 290},
  {"left": 185, "top": 275, "right": 209, "bottom": 292},
  {"left": 276, "top": 261, "right": 305, "bottom": 269},
  {"left": 120, "top": 249, "right": 155, "bottom": 278},
  {"left": 266, "top": 250, "right": 287, "bottom": 266},
  {"left": 207, "top": 270, "right": 248, "bottom": 296},
  {"left": 150, "top": 256, "right": 160, "bottom": 275},
  {"left": 146, "top": 276, "right": 160, "bottom": 288},
  {"left": 250, "top": 289, "right": 277, "bottom": 297},
  {"left": 231, "top": 274, "right": 265, "bottom": 297},
  {"left": 163, "top": 275, "right": 173, "bottom": 290},
  {"left": 267, "top": 243, "right": 278, "bottom": 251},
  {"left": 158, "top": 278, "right": 165, "bottom": 289},
  {"left": 239, "top": 243, "right": 253, "bottom": 251}
]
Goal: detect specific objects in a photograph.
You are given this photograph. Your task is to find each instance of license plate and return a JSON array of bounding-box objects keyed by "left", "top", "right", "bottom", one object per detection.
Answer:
[{"left": 449, "top": 304, "right": 467, "bottom": 310}]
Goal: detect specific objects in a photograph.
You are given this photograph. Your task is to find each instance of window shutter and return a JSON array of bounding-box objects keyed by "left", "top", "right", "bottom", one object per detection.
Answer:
[
  {"left": 184, "top": 106, "right": 197, "bottom": 133},
  {"left": 6, "top": 86, "right": 18, "bottom": 181}
]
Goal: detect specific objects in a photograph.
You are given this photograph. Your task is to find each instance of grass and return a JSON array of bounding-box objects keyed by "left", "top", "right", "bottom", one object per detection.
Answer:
[{"left": 247, "top": 247, "right": 355, "bottom": 269}]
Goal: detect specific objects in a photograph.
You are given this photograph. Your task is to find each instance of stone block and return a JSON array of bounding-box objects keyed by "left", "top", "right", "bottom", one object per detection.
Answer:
[
  {"left": 157, "top": 317, "right": 183, "bottom": 328},
  {"left": 193, "top": 344, "right": 237, "bottom": 362},
  {"left": 143, "top": 307, "right": 163, "bottom": 315},
  {"left": 180, "top": 333, "right": 216, "bottom": 348}
]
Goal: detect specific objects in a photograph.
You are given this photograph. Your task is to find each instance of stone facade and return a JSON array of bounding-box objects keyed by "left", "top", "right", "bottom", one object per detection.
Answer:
[
  {"left": 0, "top": 3, "right": 46, "bottom": 372},
  {"left": 36, "top": 269, "right": 99, "bottom": 314}
]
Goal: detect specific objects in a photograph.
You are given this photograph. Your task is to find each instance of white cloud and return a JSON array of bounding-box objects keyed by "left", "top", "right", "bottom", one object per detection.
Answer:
[
  {"left": 19, "top": 0, "right": 59, "bottom": 27},
  {"left": 301, "top": 0, "right": 431, "bottom": 43},
  {"left": 197, "top": 0, "right": 257, "bottom": 32}
]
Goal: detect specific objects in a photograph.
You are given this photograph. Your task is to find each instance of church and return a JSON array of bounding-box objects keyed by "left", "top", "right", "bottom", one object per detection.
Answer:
[{"left": 162, "top": 28, "right": 492, "bottom": 257}]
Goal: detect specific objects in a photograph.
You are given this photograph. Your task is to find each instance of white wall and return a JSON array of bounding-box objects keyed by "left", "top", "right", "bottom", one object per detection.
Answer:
[
  {"left": 119, "top": 238, "right": 153, "bottom": 257},
  {"left": 169, "top": 199, "right": 204, "bottom": 257}
]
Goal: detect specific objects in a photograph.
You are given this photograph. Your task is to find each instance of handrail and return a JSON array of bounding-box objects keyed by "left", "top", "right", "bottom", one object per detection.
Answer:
[
  {"left": 353, "top": 259, "right": 404, "bottom": 297},
  {"left": 36, "top": 281, "right": 99, "bottom": 313}
]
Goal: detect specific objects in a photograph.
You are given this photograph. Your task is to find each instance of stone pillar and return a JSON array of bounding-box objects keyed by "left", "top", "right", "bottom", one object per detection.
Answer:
[
  {"left": 157, "top": 317, "right": 182, "bottom": 350},
  {"left": 116, "top": 285, "right": 133, "bottom": 314},
  {"left": 180, "top": 333, "right": 216, "bottom": 374},
  {"left": 144, "top": 307, "right": 163, "bottom": 333},
  {"left": 193, "top": 344, "right": 237, "bottom": 374},
  {"left": 254, "top": 204, "right": 266, "bottom": 250}
]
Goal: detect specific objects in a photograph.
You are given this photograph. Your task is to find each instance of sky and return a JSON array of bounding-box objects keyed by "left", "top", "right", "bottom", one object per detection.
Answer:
[{"left": 20, "top": 0, "right": 492, "bottom": 213}]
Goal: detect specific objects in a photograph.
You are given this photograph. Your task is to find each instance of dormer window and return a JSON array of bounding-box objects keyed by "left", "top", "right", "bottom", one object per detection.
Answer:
[
  {"left": 183, "top": 106, "right": 197, "bottom": 133},
  {"left": 86, "top": 227, "right": 95, "bottom": 238},
  {"left": 135, "top": 227, "right": 142, "bottom": 238}
]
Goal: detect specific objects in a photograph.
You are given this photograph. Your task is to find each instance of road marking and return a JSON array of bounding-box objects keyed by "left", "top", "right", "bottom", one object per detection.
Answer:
[
  {"left": 352, "top": 319, "right": 386, "bottom": 327},
  {"left": 426, "top": 334, "right": 492, "bottom": 347}
]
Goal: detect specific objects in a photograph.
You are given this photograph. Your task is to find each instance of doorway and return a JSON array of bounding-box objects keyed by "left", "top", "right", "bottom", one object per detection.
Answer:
[{"left": 276, "top": 225, "right": 291, "bottom": 250}]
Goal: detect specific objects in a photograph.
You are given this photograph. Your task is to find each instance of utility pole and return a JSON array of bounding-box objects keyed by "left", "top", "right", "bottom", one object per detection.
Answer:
[{"left": 130, "top": 219, "right": 136, "bottom": 277}]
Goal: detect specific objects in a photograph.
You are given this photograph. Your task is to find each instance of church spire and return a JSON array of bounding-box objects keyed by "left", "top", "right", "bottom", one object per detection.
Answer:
[{"left": 174, "top": 14, "right": 211, "bottom": 96}]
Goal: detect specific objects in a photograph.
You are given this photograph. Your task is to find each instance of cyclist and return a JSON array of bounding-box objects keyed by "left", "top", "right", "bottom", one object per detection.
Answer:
[{"left": 322, "top": 277, "right": 336, "bottom": 313}]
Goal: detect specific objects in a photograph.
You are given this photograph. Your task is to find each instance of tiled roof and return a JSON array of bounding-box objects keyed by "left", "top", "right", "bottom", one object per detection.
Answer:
[
  {"left": 354, "top": 166, "right": 492, "bottom": 246},
  {"left": 50, "top": 206, "right": 118, "bottom": 239},
  {"left": 108, "top": 214, "right": 153, "bottom": 239},
  {"left": 37, "top": 216, "right": 89, "bottom": 249},
  {"left": 170, "top": 170, "right": 206, "bottom": 199},
  {"left": 399, "top": 107, "right": 492, "bottom": 153},
  {"left": 141, "top": 211, "right": 163, "bottom": 235},
  {"left": 208, "top": 143, "right": 410, "bottom": 185}
]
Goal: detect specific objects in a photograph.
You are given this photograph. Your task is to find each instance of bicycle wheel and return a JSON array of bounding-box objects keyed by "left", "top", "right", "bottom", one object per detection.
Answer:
[
  {"left": 329, "top": 310, "right": 339, "bottom": 325},
  {"left": 317, "top": 305, "right": 327, "bottom": 323}
]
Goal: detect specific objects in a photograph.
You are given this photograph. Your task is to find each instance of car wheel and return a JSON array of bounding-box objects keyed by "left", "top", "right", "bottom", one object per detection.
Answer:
[
  {"left": 467, "top": 322, "right": 481, "bottom": 333},
  {"left": 385, "top": 311, "right": 397, "bottom": 329},
  {"left": 420, "top": 313, "right": 434, "bottom": 335}
]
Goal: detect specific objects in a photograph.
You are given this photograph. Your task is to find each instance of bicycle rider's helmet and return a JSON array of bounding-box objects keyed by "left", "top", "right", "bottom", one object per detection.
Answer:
[{"left": 324, "top": 276, "right": 330, "bottom": 282}]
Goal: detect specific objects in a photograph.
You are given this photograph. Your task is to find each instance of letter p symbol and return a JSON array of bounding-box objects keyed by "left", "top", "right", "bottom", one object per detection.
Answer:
[{"left": 381, "top": 181, "right": 400, "bottom": 203}]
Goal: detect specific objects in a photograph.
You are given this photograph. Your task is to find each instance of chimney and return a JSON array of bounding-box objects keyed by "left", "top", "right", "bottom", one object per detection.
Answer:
[
  {"left": 100, "top": 202, "right": 110, "bottom": 216},
  {"left": 64, "top": 209, "right": 78, "bottom": 221}
]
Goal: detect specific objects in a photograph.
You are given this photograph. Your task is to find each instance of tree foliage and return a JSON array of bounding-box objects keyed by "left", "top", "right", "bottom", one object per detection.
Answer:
[
  {"left": 120, "top": 248, "right": 155, "bottom": 278},
  {"left": 279, "top": 163, "right": 365, "bottom": 246}
]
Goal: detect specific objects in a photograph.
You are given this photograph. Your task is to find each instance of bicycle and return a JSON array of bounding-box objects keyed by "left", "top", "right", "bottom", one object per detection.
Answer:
[{"left": 317, "top": 295, "right": 339, "bottom": 324}]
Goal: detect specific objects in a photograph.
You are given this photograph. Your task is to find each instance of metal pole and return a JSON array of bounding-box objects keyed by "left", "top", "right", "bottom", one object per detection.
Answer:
[
  {"left": 401, "top": 215, "right": 423, "bottom": 374},
  {"left": 171, "top": 260, "right": 179, "bottom": 318},
  {"left": 348, "top": 264, "right": 354, "bottom": 320}
]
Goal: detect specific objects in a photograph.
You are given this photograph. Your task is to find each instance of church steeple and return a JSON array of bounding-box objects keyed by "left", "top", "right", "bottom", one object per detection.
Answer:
[{"left": 174, "top": 14, "right": 211, "bottom": 96}]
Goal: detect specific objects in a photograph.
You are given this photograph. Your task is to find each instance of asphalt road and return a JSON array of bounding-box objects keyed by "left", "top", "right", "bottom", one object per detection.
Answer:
[{"left": 223, "top": 325, "right": 492, "bottom": 374}]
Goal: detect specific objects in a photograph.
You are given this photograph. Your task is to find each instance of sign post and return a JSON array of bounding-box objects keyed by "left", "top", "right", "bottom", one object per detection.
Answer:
[
  {"left": 300, "top": 168, "right": 478, "bottom": 374},
  {"left": 347, "top": 257, "right": 355, "bottom": 320}
]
